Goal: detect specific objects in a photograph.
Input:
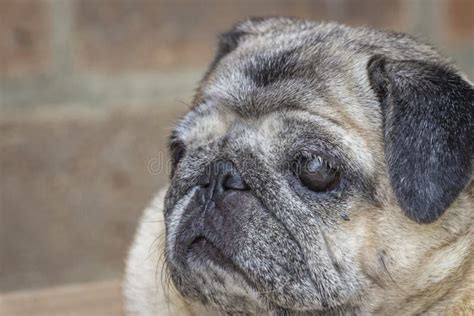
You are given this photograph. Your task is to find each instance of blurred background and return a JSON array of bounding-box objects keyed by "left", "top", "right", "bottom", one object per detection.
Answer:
[{"left": 0, "top": 0, "right": 473, "bottom": 294}]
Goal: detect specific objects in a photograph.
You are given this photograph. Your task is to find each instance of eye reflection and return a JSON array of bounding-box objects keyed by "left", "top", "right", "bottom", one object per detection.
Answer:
[{"left": 295, "top": 155, "right": 340, "bottom": 192}]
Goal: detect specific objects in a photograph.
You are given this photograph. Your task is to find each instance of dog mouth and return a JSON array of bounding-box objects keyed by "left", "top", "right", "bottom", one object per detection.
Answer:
[
  {"left": 168, "top": 204, "right": 348, "bottom": 314},
  {"left": 182, "top": 236, "right": 348, "bottom": 314},
  {"left": 186, "top": 235, "right": 242, "bottom": 274},
  {"left": 169, "top": 189, "right": 348, "bottom": 311}
]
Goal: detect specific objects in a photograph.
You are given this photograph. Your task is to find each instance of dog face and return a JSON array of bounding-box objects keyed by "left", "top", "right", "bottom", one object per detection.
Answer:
[{"left": 163, "top": 18, "right": 473, "bottom": 314}]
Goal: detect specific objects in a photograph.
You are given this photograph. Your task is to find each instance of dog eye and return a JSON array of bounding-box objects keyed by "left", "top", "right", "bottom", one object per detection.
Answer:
[
  {"left": 295, "top": 155, "right": 340, "bottom": 192},
  {"left": 169, "top": 140, "right": 186, "bottom": 177}
]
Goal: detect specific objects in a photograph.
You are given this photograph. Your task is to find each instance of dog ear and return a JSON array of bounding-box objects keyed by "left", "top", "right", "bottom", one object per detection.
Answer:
[
  {"left": 193, "top": 17, "right": 272, "bottom": 105},
  {"left": 368, "top": 56, "right": 473, "bottom": 223},
  {"left": 207, "top": 17, "right": 275, "bottom": 72},
  {"left": 208, "top": 29, "right": 246, "bottom": 71}
]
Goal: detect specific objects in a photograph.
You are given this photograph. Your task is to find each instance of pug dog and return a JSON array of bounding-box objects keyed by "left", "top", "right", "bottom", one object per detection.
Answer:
[{"left": 124, "top": 17, "right": 473, "bottom": 315}]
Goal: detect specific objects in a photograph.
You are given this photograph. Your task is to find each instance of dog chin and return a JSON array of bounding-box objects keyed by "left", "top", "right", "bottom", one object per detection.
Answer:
[
  {"left": 170, "top": 261, "right": 354, "bottom": 316},
  {"left": 166, "top": 191, "right": 352, "bottom": 314}
]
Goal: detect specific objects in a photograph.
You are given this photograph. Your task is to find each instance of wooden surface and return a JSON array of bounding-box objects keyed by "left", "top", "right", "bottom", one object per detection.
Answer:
[{"left": 0, "top": 280, "right": 123, "bottom": 316}]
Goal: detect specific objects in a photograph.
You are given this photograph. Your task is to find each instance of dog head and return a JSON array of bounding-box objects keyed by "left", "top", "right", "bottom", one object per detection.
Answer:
[{"left": 163, "top": 18, "right": 473, "bottom": 314}]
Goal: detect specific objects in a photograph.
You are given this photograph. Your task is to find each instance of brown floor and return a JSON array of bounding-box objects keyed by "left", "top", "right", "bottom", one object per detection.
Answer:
[{"left": 0, "top": 279, "right": 123, "bottom": 316}]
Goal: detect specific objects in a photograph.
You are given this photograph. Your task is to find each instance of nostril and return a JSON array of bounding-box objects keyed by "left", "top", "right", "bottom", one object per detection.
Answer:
[
  {"left": 199, "top": 160, "right": 248, "bottom": 202},
  {"left": 223, "top": 172, "right": 249, "bottom": 191}
]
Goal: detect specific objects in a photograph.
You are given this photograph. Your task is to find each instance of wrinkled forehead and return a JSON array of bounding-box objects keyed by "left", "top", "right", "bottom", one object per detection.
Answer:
[
  {"left": 202, "top": 36, "right": 331, "bottom": 118},
  {"left": 180, "top": 45, "right": 375, "bottom": 127}
]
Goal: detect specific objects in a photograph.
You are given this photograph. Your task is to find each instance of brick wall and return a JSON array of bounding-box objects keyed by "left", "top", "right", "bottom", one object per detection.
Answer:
[
  {"left": 1, "top": 0, "right": 473, "bottom": 292},
  {"left": 1, "top": 0, "right": 473, "bottom": 108}
]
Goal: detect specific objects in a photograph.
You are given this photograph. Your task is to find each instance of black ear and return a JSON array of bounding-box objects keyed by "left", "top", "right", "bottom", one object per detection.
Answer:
[
  {"left": 208, "top": 29, "right": 246, "bottom": 70},
  {"left": 368, "top": 56, "right": 473, "bottom": 223},
  {"left": 207, "top": 17, "right": 271, "bottom": 72}
]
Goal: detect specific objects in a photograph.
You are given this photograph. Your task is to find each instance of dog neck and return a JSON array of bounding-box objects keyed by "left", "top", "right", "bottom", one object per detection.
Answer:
[{"left": 364, "top": 190, "right": 473, "bottom": 315}]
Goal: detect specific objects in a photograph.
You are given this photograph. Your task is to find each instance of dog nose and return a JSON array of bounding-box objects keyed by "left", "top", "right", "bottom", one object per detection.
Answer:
[{"left": 199, "top": 160, "right": 248, "bottom": 209}]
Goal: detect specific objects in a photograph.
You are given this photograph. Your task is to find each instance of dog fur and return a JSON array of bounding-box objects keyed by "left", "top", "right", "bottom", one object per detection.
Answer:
[{"left": 124, "top": 18, "right": 473, "bottom": 315}]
